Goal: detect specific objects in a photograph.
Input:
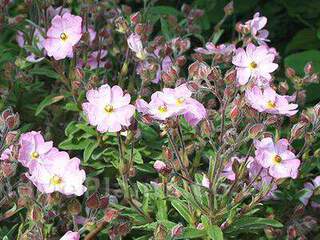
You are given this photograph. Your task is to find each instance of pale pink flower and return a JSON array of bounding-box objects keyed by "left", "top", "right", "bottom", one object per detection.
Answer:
[
  {"left": 136, "top": 92, "right": 178, "bottom": 121},
  {"left": 0, "top": 145, "right": 13, "bottom": 161},
  {"left": 82, "top": 26, "right": 97, "bottom": 44},
  {"left": 127, "top": 33, "right": 147, "bottom": 60},
  {"left": 18, "top": 131, "right": 57, "bottom": 172},
  {"left": 28, "top": 151, "right": 86, "bottom": 196},
  {"left": 245, "top": 86, "right": 298, "bottom": 116},
  {"left": 299, "top": 176, "right": 320, "bottom": 206},
  {"left": 82, "top": 84, "right": 135, "bottom": 133},
  {"left": 60, "top": 231, "right": 80, "bottom": 240},
  {"left": 43, "top": 13, "right": 82, "bottom": 60},
  {"left": 16, "top": 31, "right": 25, "bottom": 48},
  {"left": 254, "top": 137, "right": 300, "bottom": 179},
  {"left": 202, "top": 174, "right": 210, "bottom": 188},
  {"left": 195, "top": 43, "right": 235, "bottom": 55},
  {"left": 87, "top": 50, "right": 107, "bottom": 69},
  {"left": 232, "top": 43, "right": 278, "bottom": 85},
  {"left": 153, "top": 160, "right": 167, "bottom": 173},
  {"left": 248, "top": 160, "right": 277, "bottom": 199}
]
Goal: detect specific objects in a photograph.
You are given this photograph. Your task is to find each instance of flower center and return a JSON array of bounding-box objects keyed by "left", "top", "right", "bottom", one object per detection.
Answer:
[
  {"left": 249, "top": 61, "right": 257, "bottom": 70},
  {"left": 266, "top": 100, "right": 276, "bottom": 109},
  {"left": 158, "top": 105, "right": 168, "bottom": 113},
  {"left": 273, "top": 155, "right": 282, "bottom": 164},
  {"left": 60, "top": 32, "right": 68, "bottom": 41},
  {"left": 31, "top": 151, "right": 39, "bottom": 159},
  {"left": 50, "top": 175, "right": 62, "bottom": 186},
  {"left": 176, "top": 97, "right": 185, "bottom": 106},
  {"left": 104, "top": 105, "right": 114, "bottom": 113}
]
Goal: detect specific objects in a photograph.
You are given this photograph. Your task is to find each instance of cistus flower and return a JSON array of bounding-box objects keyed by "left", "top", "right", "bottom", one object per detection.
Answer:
[
  {"left": 248, "top": 160, "right": 277, "bottom": 199},
  {"left": 78, "top": 50, "right": 108, "bottom": 69},
  {"left": 60, "top": 231, "right": 80, "bottom": 240},
  {"left": 43, "top": 13, "right": 82, "bottom": 60},
  {"left": 82, "top": 84, "right": 136, "bottom": 133},
  {"left": 194, "top": 42, "right": 235, "bottom": 56},
  {"left": 28, "top": 152, "right": 86, "bottom": 196},
  {"left": 127, "top": 33, "right": 147, "bottom": 60},
  {"left": 245, "top": 86, "right": 298, "bottom": 116},
  {"left": 299, "top": 176, "right": 320, "bottom": 206},
  {"left": 254, "top": 137, "right": 300, "bottom": 179},
  {"left": 232, "top": 43, "right": 278, "bottom": 85},
  {"left": 201, "top": 174, "right": 210, "bottom": 188},
  {"left": 0, "top": 145, "right": 13, "bottom": 161},
  {"left": 136, "top": 84, "right": 206, "bottom": 125},
  {"left": 18, "top": 131, "right": 57, "bottom": 172}
]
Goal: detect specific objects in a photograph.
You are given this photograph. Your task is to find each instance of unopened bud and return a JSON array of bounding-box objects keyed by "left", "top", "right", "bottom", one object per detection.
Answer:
[
  {"left": 304, "top": 62, "right": 313, "bottom": 75},
  {"left": 171, "top": 224, "right": 183, "bottom": 237},
  {"left": 285, "top": 67, "right": 296, "bottom": 78},
  {"left": 68, "top": 198, "right": 81, "bottom": 215},
  {"left": 290, "top": 122, "right": 306, "bottom": 141},
  {"left": 248, "top": 124, "right": 265, "bottom": 138},
  {"left": 278, "top": 82, "right": 289, "bottom": 95},
  {"left": 224, "top": 1, "right": 234, "bottom": 15}
]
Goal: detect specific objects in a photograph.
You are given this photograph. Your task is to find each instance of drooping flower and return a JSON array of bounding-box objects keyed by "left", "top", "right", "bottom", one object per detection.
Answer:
[
  {"left": 254, "top": 137, "right": 300, "bottom": 179},
  {"left": 232, "top": 43, "right": 278, "bottom": 85},
  {"left": 248, "top": 160, "right": 277, "bottom": 199},
  {"left": 299, "top": 176, "right": 320, "bottom": 206},
  {"left": 78, "top": 50, "right": 108, "bottom": 69},
  {"left": 82, "top": 84, "right": 136, "bottom": 133},
  {"left": 43, "top": 13, "right": 82, "bottom": 60},
  {"left": 127, "top": 33, "right": 147, "bottom": 60},
  {"left": 60, "top": 231, "right": 80, "bottom": 240},
  {"left": 153, "top": 160, "right": 167, "bottom": 172},
  {"left": 195, "top": 42, "right": 235, "bottom": 55},
  {"left": 245, "top": 86, "right": 298, "bottom": 116},
  {"left": 28, "top": 151, "right": 86, "bottom": 196},
  {"left": 0, "top": 145, "right": 13, "bottom": 161},
  {"left": 18, "top": 131, "right": 57, "bottom": 172}
]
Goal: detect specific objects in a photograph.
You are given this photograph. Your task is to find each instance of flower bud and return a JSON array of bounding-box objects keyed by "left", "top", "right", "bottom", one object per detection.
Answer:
[
  {"left": 171, "top": 224, "right": 183, "bottom": 237},
  {"left": 248, "top": 123, "right": 265, "bottom": 139},
  {"left": 285, "top": 67, "right": 296, "bottom": 78},
  {"left": 5, "top": 131, "right": 17, "bottom": 145},
  {"left": 68, "top": 198, "right": 82, "bottom": 215},
  {"left": 29, "top": 205, "right": 43, "bottom": 222},
  {"left": 114, "top": 16, "right": 129, "bottom": 34},
  {"left": 304, "top": 62, "right": 313, "bottom": 75},
  {"left": 175, "top": 55, "right": 186, "bottom": 67},
  {"left": 104, "top": 208, "right": 119, "bottom": 222},
  {"left": 224, "top": 1, "right": 234, "bottom": 15},
  {"left": 278, "top": 82, "right": 289, "bottom": 95},
  {"left": 224, "top": 69, "right": 237, "bottom": 84},
  {"left": 287, "top": 225, "right": 298, "bottom": 240},
  {"left": 290, "top": 122, "right": 306, "bottom": 141}
]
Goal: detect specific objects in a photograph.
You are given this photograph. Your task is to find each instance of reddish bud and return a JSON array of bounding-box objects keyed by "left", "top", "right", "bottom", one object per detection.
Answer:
[
  {"left": 175, "top": 55, "right": 187, "bottom": 67},
  {"left": 104, "top": 208, "right": 119, "bottom": 222},
  {"left": 304, "top": 62, "right": 313, "bottom": 75},
  {"left": 171, "top": 224, "right": 184, "bottom": 237},
  {"left": 248, "top": 124, "right": 265, "bottom": 138},
  {"left": 68, "top": 198, "right": 82, "bottom": 215},
  {"left": 290, "top": 122, "right": 306, "bottom": 141},
  {"left": 285, "top": 67, "right": 296, "bottom": 78},
  {"left": 86, "top": 192, "right": 100, "bottom": 209}
]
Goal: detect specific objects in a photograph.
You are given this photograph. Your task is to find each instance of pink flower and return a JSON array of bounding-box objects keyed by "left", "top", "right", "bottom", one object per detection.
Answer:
[
  {"left": 254, "top": 137, "right": 300, "bottom": 179},
  {"left": 249, "top": 12, "right": 269, "bottom": 45},
  {"left": 232, "top": 43, "right": 278, "bottom": 85},
  {"left": 245, "top": 86, "right": 298, "bottom": 116},
  {"left": 202, "top": 174, "right": 210, "bottom": 188},
  {"left": 136, "top": 92, "right": 178, "bottom": 121},
  {"left": 43, "top": 13, "right": 82, "bottom": 60},
  {"left": 87, "top": 50, "right": 107, "bottom": 69},
  {"left": 82, "top": 84, "right": 135, "bottom": 133},
  {"left": 127, "top": 33, "right": 147, "bottom": 60},
  {"left": 299, "top": 176, "right": 320, "bottom": 206},
  {"left": 16, "top": 31, "right": 25, "bottom": 48},
  {"left": 136, "top": 84, "right": 206, "bottom": 125},
  {"left": 0, "top": 145, "right": 13, "bottom": 161},
  {"left": 248, "top": 160, "right": 277, "bottom": 199},
  {"left": 195, "top": 43, "right": 235, "bottom": 55},
  {"left": 60, "top": 231, "right": 80, "bottom": 240},
  {"left": 28, "top": 151, "right": 86, "bottom": 196},
  {"left": 153, "top": 160, "right": 167, "bottom": 173},
  {"left": 18, "top": 131, "right": 57, "bottom": 172}
]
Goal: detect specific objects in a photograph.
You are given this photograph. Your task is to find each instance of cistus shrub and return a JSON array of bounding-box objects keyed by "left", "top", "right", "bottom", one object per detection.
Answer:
[{"left": 0, "top": 0, "right": 320, "bottom": 239}]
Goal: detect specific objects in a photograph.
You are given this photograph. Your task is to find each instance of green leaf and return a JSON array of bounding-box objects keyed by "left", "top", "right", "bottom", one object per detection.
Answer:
[
  {"left": 177, "top": 227, "right": 207, "bottom": 239},
  {"left": 148, "top": 6, "right": 183, "bottom": 17},
  {"left": 207, "top": 225, "right": 223, "bottom": 240},
  {"left": 35, "top": 95, "right": 64, "bottom": 116},
  {"left": 171, "top": 199, "right": 194, "bottom": 224},
  {"left": 160, "top": 18, "right": 172, "bottom": 40},
  {"left": 225, "top": 217, "right": 283, "bottom": 234},
  {"left": 59, "top": 138, "right": 92, "bottom": 150},
  {"left": 84, "top": 141, "right": 99, "bottom": 162},
  {"left": 285, "top": 29, "right": 320, "bottom": 54},
  {"left": 29, "top": 67, "right": 61, "bottom": 80}
]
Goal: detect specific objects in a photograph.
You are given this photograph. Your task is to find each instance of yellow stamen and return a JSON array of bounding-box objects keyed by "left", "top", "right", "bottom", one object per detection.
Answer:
[
  {"left": 104, "top": 105, "right": 114, "bottom": 113},
  {"left": 249, "top": 61, "right": 257, "bottom": 70},
  {"left": 50, "top": 175, "right": 62, "bottom": 186},
  {"left": 158, "top": 105, "right": 168, "bottom": 113},
  {"left": 273, "top": 155, "right": 282, "bottom": 164},
  {"left": 60, "top": 32, "right": 68, "bottom": 41},
  {"left": 266, "top": 100, "right": 276, "bottom": 109},
  {"left": 31, "top": 152, "right": 39, "bottom": 159},
  {"left": 176, "top": 97, "right": 185, "bottom": 106}
]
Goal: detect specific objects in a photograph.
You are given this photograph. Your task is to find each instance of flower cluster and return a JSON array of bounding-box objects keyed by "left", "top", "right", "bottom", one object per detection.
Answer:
[
  {"left": 136, "top": 84, "right": 206, "bottom": 126},
  {"left": 18, "top": 131, "right": 86, "bottom": 196}
]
